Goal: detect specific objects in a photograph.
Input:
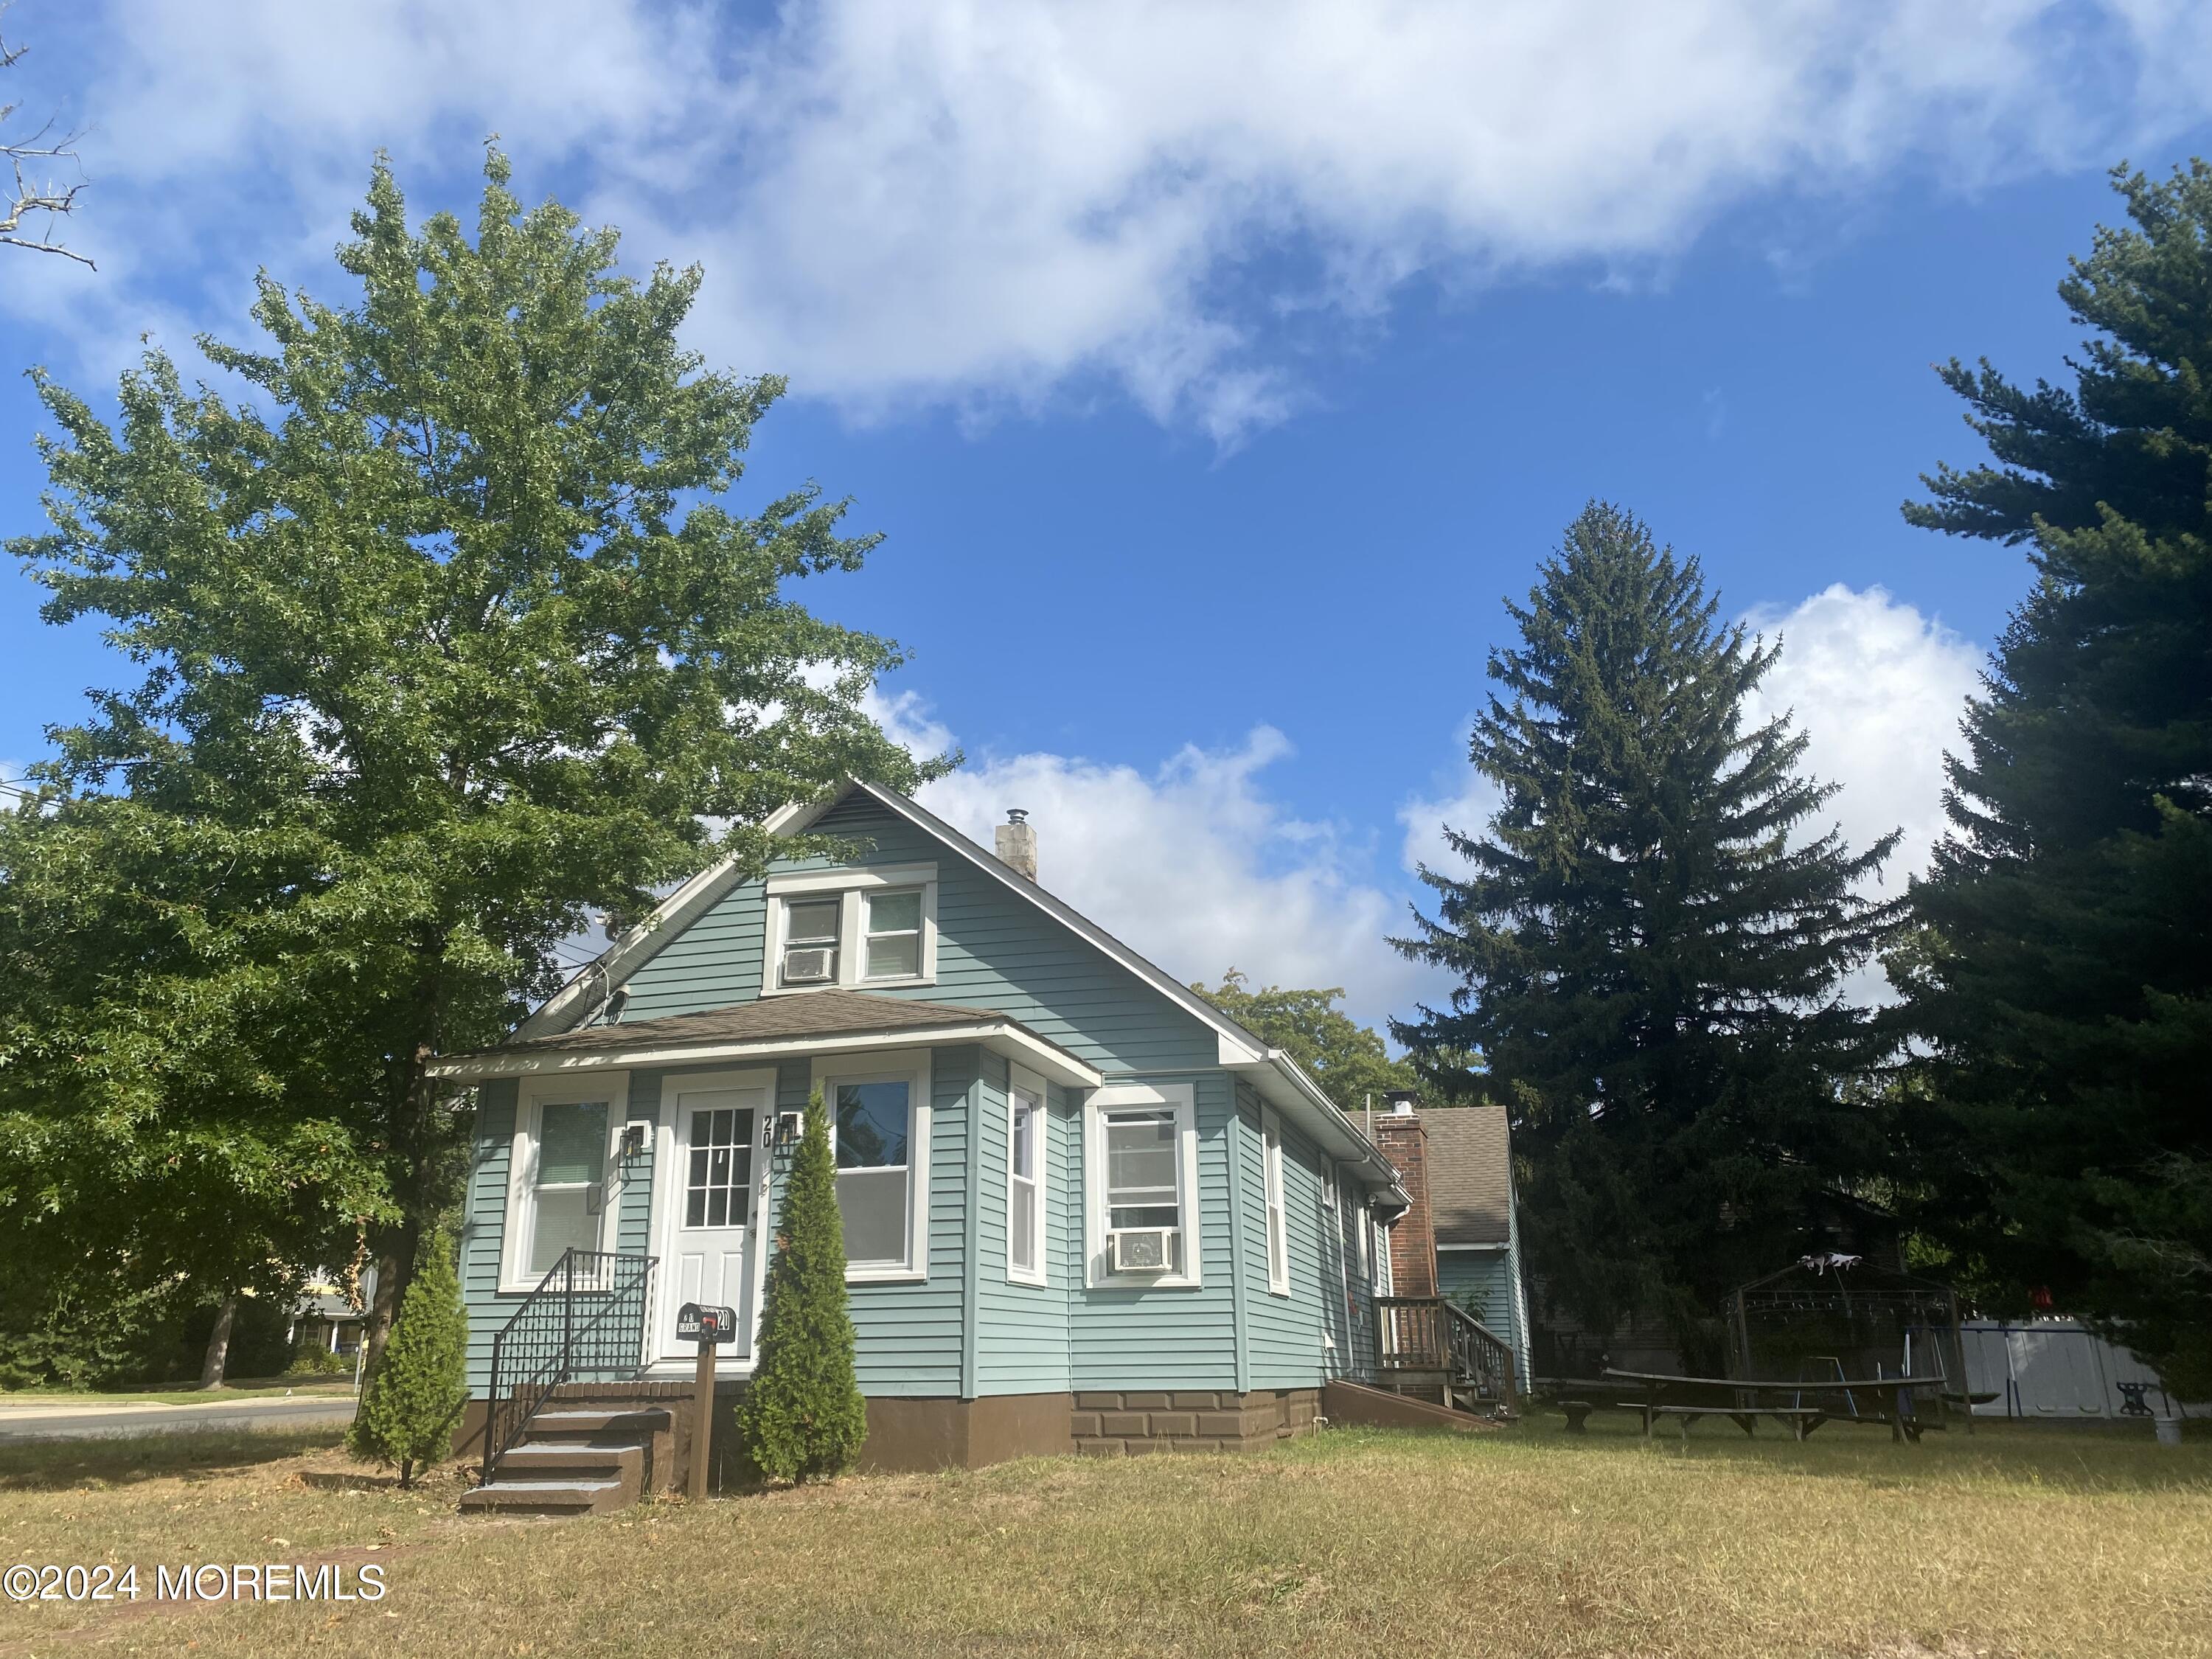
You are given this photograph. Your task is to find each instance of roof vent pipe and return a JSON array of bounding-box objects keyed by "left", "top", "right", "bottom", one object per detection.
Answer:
[{"left": 995, "top": 809, "right": 1038, "bottom": 882}]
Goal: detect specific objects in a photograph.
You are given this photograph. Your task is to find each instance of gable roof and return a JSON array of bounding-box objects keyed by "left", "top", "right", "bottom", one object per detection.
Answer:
[
  {"left": 433, "top": 988, "right": 1101, "bottom": 1089},
  {"left": 504, "top": 779, "right": 1407, "bottom": 1199},
  {"left": 1422, "top": 1105, "right": 1514, "bottom": 1246}
]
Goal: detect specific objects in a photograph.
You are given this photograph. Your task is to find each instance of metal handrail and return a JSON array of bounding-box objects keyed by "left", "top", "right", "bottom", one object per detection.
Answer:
[{"left": 480, "top": 1249, "right": 656, "bottom": 1485}]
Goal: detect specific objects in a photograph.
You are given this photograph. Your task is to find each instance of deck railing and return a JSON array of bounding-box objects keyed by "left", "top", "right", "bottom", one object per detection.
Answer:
[
  {"left": 480, "top": 1249, "right": 656, "bottom": 1484},
  {"left": 1374, "top": 1295, "right": 1517, "bottom": 1407}
]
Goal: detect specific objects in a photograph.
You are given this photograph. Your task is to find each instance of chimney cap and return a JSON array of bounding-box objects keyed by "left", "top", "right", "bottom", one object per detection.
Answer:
[
  {"left": 1384, "top": 1088, "right": 1419, "bottom": 1115},
  {"left": 1004, "top": 807, "right": 1029, "bottom": 824}
]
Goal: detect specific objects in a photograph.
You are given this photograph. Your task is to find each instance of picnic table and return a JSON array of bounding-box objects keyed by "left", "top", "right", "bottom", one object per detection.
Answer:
[{"left": 1575, "top": 1367, "right": 1950, "bottom": 1443}]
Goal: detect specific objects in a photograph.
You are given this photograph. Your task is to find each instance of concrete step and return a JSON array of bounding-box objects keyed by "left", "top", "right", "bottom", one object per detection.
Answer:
[
  {"left": 521, "top": 1407, "right": 672, "bottom": 1441},
  {"left": 494, "top": 1440, "right": 647, "bottom": 1484},
  {"left": 460, "top": 1477, "right": 631, "bottom": 1517}
]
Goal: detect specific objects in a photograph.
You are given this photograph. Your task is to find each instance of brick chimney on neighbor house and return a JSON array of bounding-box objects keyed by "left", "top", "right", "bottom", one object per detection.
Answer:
[
  {"left": 995, "top": 808, "right": 1038, "bottom": 881},
  {"left": 1369, "top": 1088, "right": 1438, "bottom": 1298}
]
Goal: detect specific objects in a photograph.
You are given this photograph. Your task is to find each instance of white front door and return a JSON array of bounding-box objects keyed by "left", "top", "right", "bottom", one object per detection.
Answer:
[{"left": 658, "top": 1084, "right": 767, "bottom": 1363}]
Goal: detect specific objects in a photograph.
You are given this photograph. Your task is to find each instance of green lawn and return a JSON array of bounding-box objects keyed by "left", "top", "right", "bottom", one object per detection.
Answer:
[
  {"left": 1, "top": 1412, "right": 2205, "bottom": 1658},
  {"left": 0, "top": 1378, "right": 358, "bottom": 1409}
]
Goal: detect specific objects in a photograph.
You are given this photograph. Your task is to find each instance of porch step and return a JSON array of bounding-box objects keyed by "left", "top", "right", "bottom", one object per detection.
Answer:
[
  {"left": 460, "top": 1477, "right": 631, "bottom": 1517},
  {"left": 522, "top": 1406, "right": 672, "bottom": 1441},
  {"left": 492, "top": 1440, "right": 647, "bottom": 1484}
]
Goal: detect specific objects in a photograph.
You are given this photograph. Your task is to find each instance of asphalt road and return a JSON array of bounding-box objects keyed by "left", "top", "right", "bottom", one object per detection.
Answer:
[{"left": 0, "top": 1393, "right": 358, "bottom": 1442}]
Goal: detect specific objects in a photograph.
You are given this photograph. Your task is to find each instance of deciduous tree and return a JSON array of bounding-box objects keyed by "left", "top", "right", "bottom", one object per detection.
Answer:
[{"left": 4, "top": 149, "right": 936, "bottom": 1374}]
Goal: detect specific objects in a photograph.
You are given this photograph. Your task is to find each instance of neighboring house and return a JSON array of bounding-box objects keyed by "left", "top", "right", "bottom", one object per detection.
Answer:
[
  {"left": 431, "top": 780, "right": 1443, "bottom": 1480},
  {"left": 1366, "top": 1095, "right": 1533, "bottom": 1393},
  {"left": 287, "top": 1273, "right": 372, "bottom": 1360}
]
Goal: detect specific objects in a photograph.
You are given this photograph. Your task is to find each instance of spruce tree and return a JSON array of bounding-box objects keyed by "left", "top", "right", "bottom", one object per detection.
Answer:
[
  {"left": 1896, "top": 162, "right": 2212, "bottom": 1394},
  {"left": 1395, "top": 503, "right": 1905, "bottom": 1367},
  {"left": 347, "top": 1237, "right": 466, "bottom": 1489},
  {"left": 737, "top": 1091, "right": 866, "bottom": 1484}
]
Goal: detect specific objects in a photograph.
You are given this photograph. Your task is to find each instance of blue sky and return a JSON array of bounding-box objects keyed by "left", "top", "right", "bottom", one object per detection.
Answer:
[{"left": 4, "top": 1, "right": 2209, "bottom": 1029}]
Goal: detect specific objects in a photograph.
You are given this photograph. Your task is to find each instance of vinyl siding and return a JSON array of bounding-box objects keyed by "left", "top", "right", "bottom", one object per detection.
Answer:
[
  {"left": 1438, "top": 1253, "right": 1517, "bottom": 1351},
  {"left": 1238, "top": 1085, "right": 1343, "bottom": 1391},
  {"left": 463, "top": 790, "right": 1383, "bottom": 1402},
  {"left": 617, "top": 794, "right": 1220, "bottom": 1075},
  {"left": 973, "top": 1052, "right": 1074, "bottom": 1394},
  {"left": 1067, "top": 1069, "right": 1241, "bottom": 1392}
]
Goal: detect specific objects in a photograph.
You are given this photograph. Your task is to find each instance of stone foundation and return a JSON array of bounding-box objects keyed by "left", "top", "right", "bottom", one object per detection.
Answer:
[{"left": 1069, "top": 1388, "right": 1319, "bottom": 1455}]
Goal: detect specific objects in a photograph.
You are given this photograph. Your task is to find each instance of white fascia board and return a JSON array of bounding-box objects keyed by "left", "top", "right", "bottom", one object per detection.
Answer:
[
  {"left": 513, "top": 796, "right": 847, "bottom": 1040},
  {"left": 431, "top": 1020, "right": 1102, "bottom": 1092},
  {"left": 1220, "top": 1038, "right": 1408, "bottom": 1208},
  {"left": 1436, "top": 1242, "right": 1511, "bottom": 1253}
]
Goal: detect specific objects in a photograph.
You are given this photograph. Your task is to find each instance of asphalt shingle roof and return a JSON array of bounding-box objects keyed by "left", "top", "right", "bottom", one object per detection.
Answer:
[{"left": 1423, "top": 1105, "right": 1514, "bottom": 1246}]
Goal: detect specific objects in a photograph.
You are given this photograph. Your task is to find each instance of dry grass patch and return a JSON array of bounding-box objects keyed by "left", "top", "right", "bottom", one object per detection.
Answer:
[{"left": 1, "top": 1417, "right": 2205, "bottom": 1658}]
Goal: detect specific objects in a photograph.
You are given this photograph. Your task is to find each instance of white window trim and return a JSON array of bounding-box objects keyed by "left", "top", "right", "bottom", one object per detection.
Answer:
[
  {"left": 501, "top": 1071, "right": 631, "bottom": 1293},
  {"left": 1262, "top": 1106, "right": 1290, "bottom": 1298},
  {"left": 761, "top": 864, "right": 938, "bottom": 996},
  {"left": 1006, "top": 1065, "right": 1048, "bottom": 1287},
  {"left": 1084, "top": 1080, "right": 1202, "bottom": 1290},
  {"left": 1372, "top": 1208, "right": 1394, "bottom": 1296},
  {"left": 813, "top": 1048, "right": 932, "bottom": 1283}
]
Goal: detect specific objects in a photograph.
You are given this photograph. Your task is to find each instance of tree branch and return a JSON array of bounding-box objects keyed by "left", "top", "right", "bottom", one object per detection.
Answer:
[{"left": 0, "top": 15, "right": 92, "bottom": 269}]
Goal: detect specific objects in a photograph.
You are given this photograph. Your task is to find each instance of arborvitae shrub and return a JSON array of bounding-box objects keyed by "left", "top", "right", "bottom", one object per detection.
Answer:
[
  {"left": 736, "top": 1089, "right": 866, "bottom": 1484},
  {"left": 347, "top": 1239, "right": 467, "bottom": 1488}
]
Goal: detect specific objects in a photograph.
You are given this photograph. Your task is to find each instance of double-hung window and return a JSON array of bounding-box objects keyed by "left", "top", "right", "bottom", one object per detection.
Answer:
[
  {"left": 1085, "top": 1082, "right": 1199, "bottom": 1287},
  {"left": 779, "top": 897, "right": 842, "bottom": 986},
  {"left": 504, "top": 1079, "right": 626, "bottom": 1290},
  {"left": 1262, "top": 1108, "right": 1290, "bottom": 1295},
  {"left": 863, "top": 889, "right": 924, "bottom": 980},
  {"left": 1006, "top": 1070, "right": 1046, "bottom": 1286},
  {"left": 818, "top": 1052, "right": 931, "bottom": 1279},
  {"left": 763, "top": 866, "right": 937, "bottom": 994}
]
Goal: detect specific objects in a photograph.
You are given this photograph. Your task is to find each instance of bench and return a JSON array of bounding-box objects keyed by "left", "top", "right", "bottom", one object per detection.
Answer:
[
  {"left": 1641, "top": 1404, "right": 1829, "bottom": 1441},
  {"left": 1559, "top": 1400, "right": 1594, "bottom": 1433}
]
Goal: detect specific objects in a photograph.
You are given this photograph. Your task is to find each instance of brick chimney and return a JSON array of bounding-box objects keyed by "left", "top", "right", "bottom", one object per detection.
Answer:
[
  {"left": 1368, "top": 1089, "right": 1437, "bottom": 1298},
  {"left": 995, "top": 808, "right": 1038, "bottom": 881}
]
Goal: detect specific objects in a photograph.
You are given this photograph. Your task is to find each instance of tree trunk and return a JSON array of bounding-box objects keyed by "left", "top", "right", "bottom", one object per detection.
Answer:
[{"left": 199, "top": 1295, "right": 239, "bottom": 1391}]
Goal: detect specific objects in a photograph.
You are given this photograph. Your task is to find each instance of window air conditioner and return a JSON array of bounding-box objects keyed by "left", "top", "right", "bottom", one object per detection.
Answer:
[
  {"left": 1110, "top": 1228, "right": 1175, "bottom": 1273},
  {"left": 782, "top": 946, "right": 835, "bottom": 984}
]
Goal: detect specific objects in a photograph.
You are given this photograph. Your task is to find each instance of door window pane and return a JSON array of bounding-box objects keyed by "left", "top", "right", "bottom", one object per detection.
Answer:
[{"left": 683, "top": 1105, "right": 754, "bottom": 1229}]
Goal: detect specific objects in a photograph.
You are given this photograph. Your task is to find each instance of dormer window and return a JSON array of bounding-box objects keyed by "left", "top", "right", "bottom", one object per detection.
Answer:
[{"left": 762, "top": 864, "right": 938, "bottom": 995}]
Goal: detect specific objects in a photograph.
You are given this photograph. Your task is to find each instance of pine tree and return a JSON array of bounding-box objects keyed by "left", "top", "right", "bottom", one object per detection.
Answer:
[
  {"left": 1394, "top": 503, "right": 1905, "bottom": 1367},
  {"left": 737, "top": 1091, "right": 866, "bottom": 1484},
  {"left": 347, "top": 1237, "right": 467, "bottom": 1489},
  {"left": 1896, "top": 162, "right": 2212, "bottom": 1394}
]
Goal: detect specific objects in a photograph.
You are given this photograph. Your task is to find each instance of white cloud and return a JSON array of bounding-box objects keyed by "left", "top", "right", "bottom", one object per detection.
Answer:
[
  {"left": 1397, "top": 585, "right": 1986, "bottom": 1004},
  {"left": 28, "top": 1, "right": 2212, "bottom": 437},
  {"left": 855, "top": 696, "right": 1423, "bottom": 1030},
  {"left": 1742, "top": 583, "right": 1983, "bottom": 895}
]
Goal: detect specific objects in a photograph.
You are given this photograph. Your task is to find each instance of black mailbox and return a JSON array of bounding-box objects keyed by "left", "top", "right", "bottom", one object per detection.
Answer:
[{"left": 675, "top": 1301, "right": 738, "bottom": 1346}]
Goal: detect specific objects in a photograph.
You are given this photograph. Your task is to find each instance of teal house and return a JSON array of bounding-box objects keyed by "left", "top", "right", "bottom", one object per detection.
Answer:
[{"left": 434, "top": 781, "right": 1517, "bottom": 1484}]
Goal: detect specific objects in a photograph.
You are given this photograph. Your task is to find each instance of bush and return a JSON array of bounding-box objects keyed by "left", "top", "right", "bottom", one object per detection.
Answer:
[
  {"left": 736, "top": 1090, "right": 866, "bottom": 1484},
  {"left": 347, "top": 1239, "right": 467, "bottom": 1487},
  {"left": 287, "top": 1340, "right": 353, "bottom": 1377}
]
